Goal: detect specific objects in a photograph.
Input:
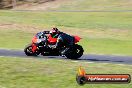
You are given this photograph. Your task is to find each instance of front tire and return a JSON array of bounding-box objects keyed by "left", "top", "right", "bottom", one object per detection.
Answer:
[
  {"left": 24, "top": 44, "right": 40, "bottom": 56},
  {"left": 65, "top": 44, "right": 84, "bottom": 59}
]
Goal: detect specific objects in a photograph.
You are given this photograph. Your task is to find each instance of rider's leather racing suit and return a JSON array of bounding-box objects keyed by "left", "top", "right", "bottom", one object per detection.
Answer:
[{"left": 54, "top": 32, "right": 75, "bottom": 55}]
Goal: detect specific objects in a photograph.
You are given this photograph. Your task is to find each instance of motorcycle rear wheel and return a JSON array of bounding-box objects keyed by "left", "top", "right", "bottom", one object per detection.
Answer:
[{"left": 65, "top": 44, "right": 84, "bottom": 59}]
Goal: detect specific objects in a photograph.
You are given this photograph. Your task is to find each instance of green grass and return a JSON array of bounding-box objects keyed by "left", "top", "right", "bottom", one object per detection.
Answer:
[
  {"left": 0, "top": 11, "right": 132, "bottom": 29},
  {"left": 80, "top": 38, "right": 132, "bottom": 55},
  {"left": 0, "top": 11, "right": 132, "bottom": 55},
  {"left": 49, "top": 0, "right": 132, "bottom": 11},
  {"left": 0, "top": 30, "right": 32, "bottom": 49},
  {"left": 0, "top": 57, "right": 132, "bottom": 88},
  {"left": 0, "top": 10, "right": 132, "bottom": 88}
]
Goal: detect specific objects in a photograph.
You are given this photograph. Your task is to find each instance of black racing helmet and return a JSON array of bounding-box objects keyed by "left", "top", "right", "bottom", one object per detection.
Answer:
[{"left": 50, "top": 27, "right": 60, "bottom": 37}]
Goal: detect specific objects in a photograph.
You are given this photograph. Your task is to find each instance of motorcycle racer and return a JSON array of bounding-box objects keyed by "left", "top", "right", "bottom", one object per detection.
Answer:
[{"left": 49, "top": 28, "right": 75, "bottom": 56}]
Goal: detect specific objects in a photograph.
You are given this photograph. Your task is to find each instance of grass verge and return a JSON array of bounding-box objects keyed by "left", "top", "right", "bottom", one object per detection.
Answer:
[{"left": 0, "top": 57, "right": 132, "bottom": 88}]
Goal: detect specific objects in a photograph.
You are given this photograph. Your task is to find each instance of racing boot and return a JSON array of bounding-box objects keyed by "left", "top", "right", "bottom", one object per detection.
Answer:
[{"left": 61, "top": 47, "right": 70, "bottom": 57}]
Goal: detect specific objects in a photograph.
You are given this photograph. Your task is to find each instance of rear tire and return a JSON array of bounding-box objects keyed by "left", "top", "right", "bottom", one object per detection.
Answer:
[
  {"left": 24, "top": 44, "right": 40, "bottom": 56},
  {"left": 65, "top": 44, "right": 84, "bottom": 59}
]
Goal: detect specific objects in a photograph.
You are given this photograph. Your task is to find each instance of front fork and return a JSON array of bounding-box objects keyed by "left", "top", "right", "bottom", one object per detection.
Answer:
[{"left": 32, "top": 43, "right": 37, "bottom": 53}]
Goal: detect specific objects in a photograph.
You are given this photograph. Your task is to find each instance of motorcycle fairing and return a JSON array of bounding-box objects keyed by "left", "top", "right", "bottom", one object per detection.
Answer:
[
  {"left": 74, "top": 36, "right": 81, "bottom": 43},
  {"left": 32, "top": 36, "right": 38, "bottom": 43}
]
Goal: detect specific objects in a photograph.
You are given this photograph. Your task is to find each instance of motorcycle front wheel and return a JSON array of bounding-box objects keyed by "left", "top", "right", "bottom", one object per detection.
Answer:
[{"left": 24, "top": 43, "right": 40, "bottom": 56}]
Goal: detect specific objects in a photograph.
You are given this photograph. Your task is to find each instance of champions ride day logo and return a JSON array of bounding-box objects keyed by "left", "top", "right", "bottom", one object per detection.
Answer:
[{"left": 76, "top": 66, "right": 131, "bottom": 85}]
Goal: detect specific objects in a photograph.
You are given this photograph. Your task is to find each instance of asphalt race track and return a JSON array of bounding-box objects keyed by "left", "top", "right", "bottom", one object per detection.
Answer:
[{"left": 0, "top": 49, "right": 132, "bottom": 65}]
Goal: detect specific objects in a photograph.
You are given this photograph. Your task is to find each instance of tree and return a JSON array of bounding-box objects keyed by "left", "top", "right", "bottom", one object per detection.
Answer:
[
  {"left": 0, "top": 0, "right": 3, "bottom": 8},
  {"left": 12, "top": 0, "right": 16, "bottom": 8}
]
